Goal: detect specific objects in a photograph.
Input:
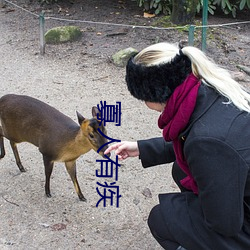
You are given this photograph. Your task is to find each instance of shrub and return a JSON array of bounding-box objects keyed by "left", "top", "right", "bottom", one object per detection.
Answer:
[
  {"left": 135, "top": 0, "right": 250, "bottom": 17},
  {"left": 135, "top": 0, "right": 172, "bottom": 15}
]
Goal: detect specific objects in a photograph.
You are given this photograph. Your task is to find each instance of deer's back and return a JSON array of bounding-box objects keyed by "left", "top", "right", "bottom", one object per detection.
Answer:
[{"left": 0, "top": 94, "right": 79, "bottom": 147}]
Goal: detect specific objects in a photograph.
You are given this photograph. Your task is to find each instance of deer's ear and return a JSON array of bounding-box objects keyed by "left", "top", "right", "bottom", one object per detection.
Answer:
[
  {"left": 76, "top": 111, "right": 85, "bottom": 125},
  {"left": 92, "top": 106, "right": 100, "bottom": 118}
]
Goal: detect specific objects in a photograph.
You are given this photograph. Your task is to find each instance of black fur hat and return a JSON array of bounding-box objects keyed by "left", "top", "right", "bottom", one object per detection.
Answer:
[{"left": 125, "top": 52, "right": 192, "bottom": 103}]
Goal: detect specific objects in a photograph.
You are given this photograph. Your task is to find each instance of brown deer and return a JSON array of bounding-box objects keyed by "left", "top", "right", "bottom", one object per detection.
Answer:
[{"left": 0, "top": 94, "right": 111, "bottom": 201}]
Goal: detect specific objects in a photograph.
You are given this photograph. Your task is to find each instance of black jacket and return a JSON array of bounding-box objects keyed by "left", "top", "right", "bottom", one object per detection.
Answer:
[{"left": 138, "top": 84, "right": 250, "bottom": 249}]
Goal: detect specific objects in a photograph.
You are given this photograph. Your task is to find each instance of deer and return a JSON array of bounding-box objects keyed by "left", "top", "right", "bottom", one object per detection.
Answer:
[{"left": 0, "top": 94, "right": 111, "bottom": 202}]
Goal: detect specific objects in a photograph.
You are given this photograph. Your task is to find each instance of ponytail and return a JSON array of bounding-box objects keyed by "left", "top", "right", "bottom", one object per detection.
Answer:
[{"left": 182, "top": 46, "right": 250, "bottom": 112}]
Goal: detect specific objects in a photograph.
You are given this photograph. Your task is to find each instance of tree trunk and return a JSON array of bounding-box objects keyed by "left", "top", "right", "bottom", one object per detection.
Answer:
[{"left": 171, "top": 0, "right": 198, "bottom": 25}]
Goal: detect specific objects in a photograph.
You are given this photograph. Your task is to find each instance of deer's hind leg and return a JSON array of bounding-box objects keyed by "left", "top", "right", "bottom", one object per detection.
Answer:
[
  {"left": 10, "top": 141, "right": 26, "bottom": 172},
  {"left": 0, "top": 126, "right": 5, "bottom": 159},
  {"left": 65, "top": 161, "right": 86, "bottom": 202}
]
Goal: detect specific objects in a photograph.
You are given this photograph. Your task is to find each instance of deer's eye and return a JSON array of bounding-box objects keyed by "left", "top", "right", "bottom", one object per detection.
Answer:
[{"left": 89, "top": 133, "right": 94, "bottom": 139}]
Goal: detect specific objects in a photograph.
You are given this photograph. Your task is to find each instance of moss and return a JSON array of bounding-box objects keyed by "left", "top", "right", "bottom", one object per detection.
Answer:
[
  {"left": 45, "top": 26, "right": 82, "bottom": 44},
  {"left": 152, "top": 16, "right": 172, "bottom": 27},
  {"left": 152, "top": 16, "right": 198, "bottom": 32}
]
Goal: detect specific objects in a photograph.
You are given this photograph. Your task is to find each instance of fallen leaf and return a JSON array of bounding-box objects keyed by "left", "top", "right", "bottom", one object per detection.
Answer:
[
  {"left": 143, "top": 12, "right": 155, "bottom": 18},
  {"left": 51, "top": 223, "right": 67, "bottom": 231},
  {"left": 142, "top": 187, "right": 152, "bottom": 198}
]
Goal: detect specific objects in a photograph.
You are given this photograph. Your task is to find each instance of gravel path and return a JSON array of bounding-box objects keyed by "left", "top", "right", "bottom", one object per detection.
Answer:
[{"left": 0, "top": 4, "right": 175, "bottom": 250}]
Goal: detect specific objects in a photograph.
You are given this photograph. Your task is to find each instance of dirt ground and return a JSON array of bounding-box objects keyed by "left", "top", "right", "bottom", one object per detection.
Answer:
[{"left": 0, "top": 0, "right": 249, "bottom": 249}]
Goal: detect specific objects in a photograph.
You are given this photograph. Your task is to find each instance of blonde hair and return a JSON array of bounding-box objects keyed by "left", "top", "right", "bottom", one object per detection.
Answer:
[{"left": 134, "top": 42, "right": 250, "bottom": 113}]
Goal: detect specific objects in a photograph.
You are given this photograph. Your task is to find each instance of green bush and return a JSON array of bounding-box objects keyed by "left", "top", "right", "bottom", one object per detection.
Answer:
[
  {"left": 135, "top": 0, "right": 250, "bottom": 17},
  {"left": 212, "top": 0, "right": 250, "bottom": 17},
  {"left": 196, "top": 0, "right": 216, "bottom": 15},
  {"left": 135, "top": 0, "right": 172, "bottom": 15}
]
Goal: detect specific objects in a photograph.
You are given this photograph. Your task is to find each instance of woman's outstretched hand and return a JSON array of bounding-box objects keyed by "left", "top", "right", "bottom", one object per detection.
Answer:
[{"left": 104, "top": 141, "right": 139, "bottom": 160}]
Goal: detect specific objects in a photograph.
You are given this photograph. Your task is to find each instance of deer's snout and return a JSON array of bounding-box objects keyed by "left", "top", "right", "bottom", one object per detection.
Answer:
[{"left": 98, "top": 145, "right": 111, "bottom": 158}]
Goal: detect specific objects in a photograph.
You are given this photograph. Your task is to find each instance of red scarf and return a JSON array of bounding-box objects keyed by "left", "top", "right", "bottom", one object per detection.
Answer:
[{"left": 158, "top": 73, "right": 200, "bottom": 194}]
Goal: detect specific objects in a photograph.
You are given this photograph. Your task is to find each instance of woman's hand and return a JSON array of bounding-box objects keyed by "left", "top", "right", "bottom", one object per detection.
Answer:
[{"left": 104, "top": 141, "right": 139, "bottom": 160}]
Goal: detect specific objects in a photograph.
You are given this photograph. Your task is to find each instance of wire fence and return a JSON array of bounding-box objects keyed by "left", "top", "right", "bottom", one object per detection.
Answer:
[{"left": 3, "top": 0, "right": 250, "bottom": 55}]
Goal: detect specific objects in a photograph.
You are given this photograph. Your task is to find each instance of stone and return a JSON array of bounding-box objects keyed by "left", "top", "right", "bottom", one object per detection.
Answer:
[
  {"left": 231, "top": 71, "right": 247, "bottom": 82},
  {"left": 45, "top": 26, "right": 82, "bottom": 44},
  {"left": 142, "top": 187, "right": 152, "bottom": 198},
  {"left": 112, "top": 47, "right": 138, "bottom": 67}
]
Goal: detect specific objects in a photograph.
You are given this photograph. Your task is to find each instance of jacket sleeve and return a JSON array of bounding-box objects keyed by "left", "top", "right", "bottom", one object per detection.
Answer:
[
  {"left": 185, "top": 136, "right": 248, "bottom": 237},
  {"left": 137, "top": 137, "right": 175, "bottom": 168}
]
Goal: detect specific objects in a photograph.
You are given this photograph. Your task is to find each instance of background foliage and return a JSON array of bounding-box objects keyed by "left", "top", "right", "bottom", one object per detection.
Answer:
[
  {"left": 135, "top": 0, "right": 250, "bottom": 17},
  {"left": 38, "top": 0, "right": 250, "bottom": 18}
]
